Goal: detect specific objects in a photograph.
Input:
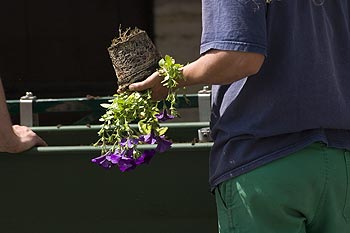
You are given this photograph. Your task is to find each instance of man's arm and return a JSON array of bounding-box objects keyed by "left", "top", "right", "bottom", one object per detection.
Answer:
[
  {"left": 0, "top": 79, "right": 47, "bottom": 153},
  {"left": 129, "top": 50, "right": 265, "bottom": 100}
]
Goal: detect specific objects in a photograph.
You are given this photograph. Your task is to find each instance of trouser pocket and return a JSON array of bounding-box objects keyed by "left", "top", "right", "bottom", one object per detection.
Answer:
[{"left": 215, "top": 181, "right": 236, "bottom": 233}]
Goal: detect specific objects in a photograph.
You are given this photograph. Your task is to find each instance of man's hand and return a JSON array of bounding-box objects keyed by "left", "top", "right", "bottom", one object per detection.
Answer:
[{"left": 128, "top": 71, "right": 169, "bottom": 101}]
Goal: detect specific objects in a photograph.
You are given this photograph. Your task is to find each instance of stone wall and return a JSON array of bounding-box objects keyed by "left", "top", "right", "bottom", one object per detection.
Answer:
[
  {"left": 154, "top": 0, "right": 203, "bottom": 94},
  {"left": 154, "top": 0, "right": 203, "bottom": 121}
]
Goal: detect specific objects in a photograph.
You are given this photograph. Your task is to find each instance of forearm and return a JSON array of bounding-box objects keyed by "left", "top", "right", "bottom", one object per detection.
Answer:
[
  {"left": 0, "top": 80, "right": 17, "bottom": 151},
  {"left": 179, "top": 50, "right": 265, "bottom": 87},
  {"left": 0, "top": 80, "right": 47, "bottom": 153},
  {"left": 129, "top": 50, "right": 265, "bottom": 100}
]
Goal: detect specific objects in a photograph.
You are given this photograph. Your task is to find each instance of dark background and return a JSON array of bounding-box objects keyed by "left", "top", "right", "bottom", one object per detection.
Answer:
[{"left": 0, "top": 0, "right": 154, "bottom": 99}]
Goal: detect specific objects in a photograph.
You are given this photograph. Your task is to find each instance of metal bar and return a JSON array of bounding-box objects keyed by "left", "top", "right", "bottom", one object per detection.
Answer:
[
  {"left": 8, "top": 94, "right": 199, "bottom": 114},
  {"left": 19, "top": 92, "right": 38, "bottom": 126},
  {"left": 31, "top": 122, "right": 210, "bottom": 146},
  {"left": 198, "top": 86, "right": 211, "bottom": 122},
  {"left": 0, "top": 142, "right": 213, "bottom": 157}
]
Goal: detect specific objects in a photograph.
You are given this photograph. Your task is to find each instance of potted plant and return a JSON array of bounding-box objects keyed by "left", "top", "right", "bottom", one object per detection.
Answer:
[
  {"left": 107, "top": 27, "right": 162, "bottom": 92},
  {"left": 92, "top": 27, "right": 185, "bottom": 171}
]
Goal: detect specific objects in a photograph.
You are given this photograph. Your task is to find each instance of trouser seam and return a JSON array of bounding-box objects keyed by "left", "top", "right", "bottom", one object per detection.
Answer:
[
  {"left": 343, "top": 150, "right": 350, "bottom": 222},
  {"left": 307, "top": 146, "right": 329, "bottom": 227}
]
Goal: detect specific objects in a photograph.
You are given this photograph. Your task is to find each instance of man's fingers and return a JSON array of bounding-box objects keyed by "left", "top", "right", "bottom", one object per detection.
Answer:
[
  {"left": 128, "top": 81, "right": 146, "bottom": 91},
  {"left": 129, "top": 71, "right": 160, "bottom": 91},
  {"left": 12, "top": 125, "right": 48, "bottom": 148},
  {"left": 36, "top": 136, "right": 48, "bottom": 147}
]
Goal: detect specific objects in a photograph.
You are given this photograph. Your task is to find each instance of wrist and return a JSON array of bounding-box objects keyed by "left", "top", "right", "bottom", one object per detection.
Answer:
[{"left": 0, "top": 130, "right": 20, "bottom": 153}]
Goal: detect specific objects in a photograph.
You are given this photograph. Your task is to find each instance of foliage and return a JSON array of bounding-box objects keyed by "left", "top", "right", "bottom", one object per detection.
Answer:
[{"left": 92, "top": 55, "right": 185, "bottom": 171}]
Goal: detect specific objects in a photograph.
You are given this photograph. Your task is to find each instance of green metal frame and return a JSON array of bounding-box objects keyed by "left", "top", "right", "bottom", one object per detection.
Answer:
[
  {"left": 0, "top": 122, "right": 216, "bottom": 233},
  {"left": 7, "top": 94, "right": 198, "bottom": 114},
  {"left": 7, "top": 94, "right": 199, "bottom": 125},
  {"left": 31, "top": 121, "right": 210, "bottom": 146}
]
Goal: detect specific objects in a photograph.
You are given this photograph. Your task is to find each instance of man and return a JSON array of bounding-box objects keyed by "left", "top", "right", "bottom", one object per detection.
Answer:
[
  {"left": 130, "top": 0, "right": 350, "bottom": 232},
  {"left": 0, "top": 79, "right": 47, "bottom": 153}
]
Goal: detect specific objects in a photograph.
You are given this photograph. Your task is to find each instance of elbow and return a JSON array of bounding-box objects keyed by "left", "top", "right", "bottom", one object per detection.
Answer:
[
  {"left": 192, "top": 50, "right": 265, "bottom": 85},
  {"left": 214, "top": 50, "right": 265, "bottom": 83},
  {"left": 240, "top": 53, "right": 265, "bottom": 77}
]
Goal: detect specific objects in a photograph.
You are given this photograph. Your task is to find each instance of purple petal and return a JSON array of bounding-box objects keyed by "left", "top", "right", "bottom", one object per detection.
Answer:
[
  {"left": 106, "top": 153, "right": 121, "bottom": 164},
  {"left": 124, "top": 149, "right": 134, "bottom": 158},
  {"left": 118, "top": 157, "right": 136, "bottom": 172},
  {"left": 140, "top": 134, "right": 157, "bottom": 144},
  {"left": 155, "top": 112, "right": 164, "bottom": 120},
  {"left": 156, "top": 136, "right": 172, "bottom": 153},
  {"left": 135, "top": 149, "right": 156, "bottom": 165},
  {"left": 156, "top": 109, "right": 175, "bottom": 122},
  {"left": 100, "top": 159, "right": 113, "bottom": 169},
  {"left": 120, "top": 138, "right": 128, "bottom": 146},
  {"left": 120, "top": 138, "right": 139, "bottom": 148},
  {"left": 91, "top": 154, "right": 107, "bottom": 164},
  {"left": 91, "top": 153, "right": 117, "bottom": 169}
]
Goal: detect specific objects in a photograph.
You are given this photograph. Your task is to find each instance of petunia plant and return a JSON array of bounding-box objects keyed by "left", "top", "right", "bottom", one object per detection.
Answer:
[{"left": 92, "top": 55, "right": 185, "bottom": 171}]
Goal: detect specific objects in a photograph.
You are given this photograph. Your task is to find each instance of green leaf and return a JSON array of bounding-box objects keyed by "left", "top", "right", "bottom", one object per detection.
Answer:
[
  {"left": 157, "top": 127, "right": 168, "bottom": 136},
  {"left": 159, "top": 58, "right": 165, "bottom": 67},
  {"left": 100, "top": 103, "right": 111, "bottom": 108},
  {"left": 138, "top": 120, "right": 152, "bottom": 135},
  {"left": 94, "top": 54, "right": 185, "bottom": 164}
]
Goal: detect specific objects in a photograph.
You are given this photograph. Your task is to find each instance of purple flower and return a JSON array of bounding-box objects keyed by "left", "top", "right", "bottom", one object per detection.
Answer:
[
  {"left": 91, "top": 153, "right": 115, "bottom": 169},
  {"left": 120, "top": 138, "right": 139, "bottom": 148},
  {"left": 106, "top": 153, "right": 121, "bottom": 164},
  {"left": 124, "top": 149, "right": 134, "bottom": 157},
  {"left": 156, "top": 135, "right": 172, "bottom": 153},
  {"left": 155, "top": 109, "right": 175, "bottom": 122},
  {"left": 135, "top": 149, "right": 156, "bottom": 165},
  {"left": 118, "top": 156, "right": 136, "bottom": 172},
  {"left": 93, "top": 132, "right": 172, "bottom": 171},
  {"left": 139, "top": 133, "right": 157, "bottom": 144},
  {"left": 140, "top": 133, "right": 172, "bottom": 153},
  {"left": 100, "top": 159, "right": 113, "bottom": 169},
  {"left": 92, "top": 148, "right": 136, "bottom": 171},
  {"left": 105, "top": 149, "right": 136, "bottom": 172}
]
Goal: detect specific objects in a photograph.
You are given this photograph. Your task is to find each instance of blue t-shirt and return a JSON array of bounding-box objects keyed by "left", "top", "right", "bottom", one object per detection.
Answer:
[{"left": 201, "top": 0, "right": 350, "bottom": 189}]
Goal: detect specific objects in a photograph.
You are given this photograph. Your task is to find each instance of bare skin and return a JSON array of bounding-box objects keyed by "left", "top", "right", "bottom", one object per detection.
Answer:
[
  {"left": 129, "top": 50, "right": 265, "bottom": 100},
  {"left": 0, "top": 80, "right": 47, "bottom": 153}
]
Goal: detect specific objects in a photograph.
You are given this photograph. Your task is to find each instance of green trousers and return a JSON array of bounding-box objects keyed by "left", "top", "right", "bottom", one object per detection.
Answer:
[{"left": 215, "top": 142, "right": 350, "bottom": 233}]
